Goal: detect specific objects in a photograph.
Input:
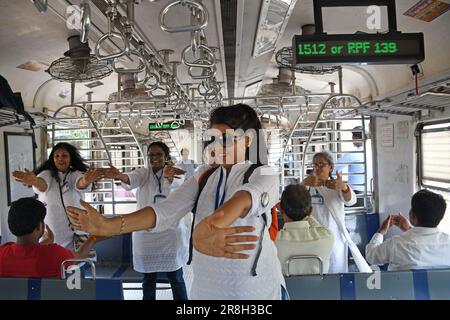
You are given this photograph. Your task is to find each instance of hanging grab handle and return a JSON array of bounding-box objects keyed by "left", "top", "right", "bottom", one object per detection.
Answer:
[
  {"left": 112, "top": 50, "right": 146, "bottom": 74},
  {"left": 95, "top": 32, "right": 130, "bottom": 61},
  {"left": 95, "top": 4, "right": 130, "bottom": 61},
  {"left": 159, "top": 0, "right": 208, "bottom": 33},
  {"left": 182, "top": 44, "right": 216, "bottom": 68}
]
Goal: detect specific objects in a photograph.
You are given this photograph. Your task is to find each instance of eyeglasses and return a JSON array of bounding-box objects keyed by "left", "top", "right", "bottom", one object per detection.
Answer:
[
  {"left": 312, "top": 162, "right": 329, "bottom": 169},
  {"left": 207, "top": 133, "right": 244, "bottom": 147},
  {"left": 148, "top": 152, "right": 164, "bottom": 158}
]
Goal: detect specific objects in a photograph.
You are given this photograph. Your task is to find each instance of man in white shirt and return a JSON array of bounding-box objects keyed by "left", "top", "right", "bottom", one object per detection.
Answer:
[
  {"left": 276, "top": 184, "right": 334, "bottom": 275},
  {"left": 176, "top": 148, "right": 198, "bottom": 181},
  {"left": 366, "top": 189, "right": 450, "bottom": 271}
]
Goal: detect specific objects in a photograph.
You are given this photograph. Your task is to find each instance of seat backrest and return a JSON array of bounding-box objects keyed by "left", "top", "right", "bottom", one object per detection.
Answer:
[
  {"left": 285, "top": 268, "right": 450, "bottom": 300},
  {"left": 95, "top": 233, "right": 132, "bottom": 265},
  {"left": 91, "top": 233, "right": 143, "bottom": 282},
  {"left": 0, "top": 277, "right": 123, "bottom": 300}
]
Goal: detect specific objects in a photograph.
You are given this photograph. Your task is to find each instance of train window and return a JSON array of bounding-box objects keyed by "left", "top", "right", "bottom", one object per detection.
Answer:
[
  {"left": 418, "top": 121, "right": 450, "bottom": 191},
  {"left": 418, "top": 120, "right": 450, "bottom": 233}
]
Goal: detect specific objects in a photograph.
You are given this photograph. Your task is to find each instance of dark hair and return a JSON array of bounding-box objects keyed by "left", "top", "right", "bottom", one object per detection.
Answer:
[
  {"left": 411, "top": 189, "right": 447, "bottom": 227},
  {"left": 352, "top": 126, "right": 366, "bottom": 140},
  {"left": 8, "top": 197, "right": 46, "bottom": 237},
  {"left": 209, "top": 104, "right": 267, "bottom": 165},
  {"left": 180, "top": 148, "right": 189, "bottom": 155},
  {"left": 280, "top": 184, "right": 312, "bottom": 221},
  {"left": 148, "top": 141, "right": 171, "bottom": 160},
  {"left": 35, "top": 143, "right": 88, "bottom": 180}
]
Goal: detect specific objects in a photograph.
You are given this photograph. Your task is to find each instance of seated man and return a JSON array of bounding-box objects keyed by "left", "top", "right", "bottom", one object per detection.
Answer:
[
  {"left": 366, "top": 189, "right": 450, "bottom": 271},
  {"left": 0, "top": 197, "right": 98, "bottom": 278},
  {"left": 276, "top": 184, "right": 334, "bottom": 275}
]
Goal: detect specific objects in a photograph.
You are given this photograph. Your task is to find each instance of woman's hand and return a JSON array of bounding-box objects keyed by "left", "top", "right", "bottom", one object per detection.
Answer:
[
  {"left": 12, "top": 169, "right": 37, "bottom": 186},
  {"left": 83, "top": 168, "right": 105, "bottom": 184},
  {"left": 77, "top": 168, "right": 105, "bottom": 189},
  {"left": 325, "top": 171, "right": 348, "bottom": 191},
  {"left": 193, "top": 210, "right": 259, "bottom": 259},
  {"left": 67, "top": 200, "right": 109, "bottom": 236},
  {"left": 163, "top": 165, "right": 186, "bottom": 180},
  {"left": 102, "top": 164, "right": 122, "bottom": 179},
  {"left": 301, "top": 174, "right": 324, "bottom": 187}
]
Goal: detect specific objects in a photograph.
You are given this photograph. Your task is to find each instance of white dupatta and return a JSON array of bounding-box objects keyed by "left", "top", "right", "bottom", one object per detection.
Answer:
[{"left": 317, "top": 187, "right": 373, "bottom": 273}]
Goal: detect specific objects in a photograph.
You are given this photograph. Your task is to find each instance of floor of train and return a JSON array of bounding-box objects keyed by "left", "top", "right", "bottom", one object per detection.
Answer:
[{"left": 122, "top": 264, "right": 194, "bottom": 300}]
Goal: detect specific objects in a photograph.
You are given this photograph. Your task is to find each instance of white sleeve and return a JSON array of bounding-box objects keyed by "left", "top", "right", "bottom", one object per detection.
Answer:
[
  {"left": 234, "top": 166, "right": 280, "bottom": 218},
  {"left": 169, "top": 175, "right": 185, "bottom": 190},
  {"left": 74, "top": 171, "right": 92, "bottom": 192},
  {"left": 339, "top": 185, "right": 357, "bottom": 206},
  {"left": 365, "top": 233, "right": 392, "bottom": 266},
  {"left": 150, "top": 176, "right": 199, "bottom": 232},
  {"left": 33, "top": 170, "right": 51, "bottom": 194},
  {"left": 121, "top": 168, "right": 148, "bottom": 191}
]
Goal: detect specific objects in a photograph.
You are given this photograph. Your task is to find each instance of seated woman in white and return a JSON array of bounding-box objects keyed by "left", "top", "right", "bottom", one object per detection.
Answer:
[{"left": 276, "top": 184, "right": 334, "bottom": 275}]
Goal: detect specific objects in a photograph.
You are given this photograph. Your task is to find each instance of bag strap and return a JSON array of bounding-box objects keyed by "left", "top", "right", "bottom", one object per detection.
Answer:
[
  {"left": 243, "top": 163, "right": 260, "bottom": 184},
  {"left": 56, "top": 172, "right": 73, "bottom": 230},
  {"left": 187, "top": 166, "right": 219, "bottom": 265},
  {"left": 187, "top": 164, "right": 264, "bottom": 267}
]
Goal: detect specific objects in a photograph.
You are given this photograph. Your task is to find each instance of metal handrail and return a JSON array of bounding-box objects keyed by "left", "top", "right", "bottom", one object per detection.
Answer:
[
  {"left": 300, "top": 94, "right": 363, "bottom": 181},
  {"left": 285, "top": 255, "right": 324, "bottom": 277},
  {"left": 80, "top": 2, "right": 91, "bottom": 43},
  {"left": 52, "top": 105, "right": 112, "bottom": 164}
]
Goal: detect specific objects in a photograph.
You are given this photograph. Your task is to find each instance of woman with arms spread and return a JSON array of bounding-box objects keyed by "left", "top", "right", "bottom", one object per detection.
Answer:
[
  {"left": 103, "top": 141, "right": 188, "bottom": 300},
  {"left": 68, "top": 104, "right": 285, "bottom": 299},
  {"left": 13, "top": 142, "right": 103, "bottom": 249}
]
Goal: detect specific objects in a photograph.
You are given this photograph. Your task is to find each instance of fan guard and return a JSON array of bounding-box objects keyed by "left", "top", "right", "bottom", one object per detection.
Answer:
[
  {"left": 46, "top": 35, "right": 112, "bottom": 82},
  {"left": 47, "top": 56, "right": 112, "bottom": 82},
  {"left": 275, "top": 47, "right": 340, "bottom": 75}
]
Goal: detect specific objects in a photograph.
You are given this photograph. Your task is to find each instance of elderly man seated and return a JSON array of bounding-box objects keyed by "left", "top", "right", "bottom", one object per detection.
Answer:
[{"left": 276, "top": 184, "right": 334, "bottom": 275}]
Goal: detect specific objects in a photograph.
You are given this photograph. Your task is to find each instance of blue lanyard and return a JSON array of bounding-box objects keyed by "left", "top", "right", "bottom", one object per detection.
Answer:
[
  {"left": 153, "top": 167, "right": 164, "bottom": 194},
  {"left": 215, "top": 167, "right": 227, "bottom": 210}
]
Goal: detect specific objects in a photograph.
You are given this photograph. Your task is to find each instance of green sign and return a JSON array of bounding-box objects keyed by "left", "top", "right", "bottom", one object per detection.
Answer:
[
  {"left": 148, "top": 121, "right": 183, "bottom": 131},
  {"left": 293, "top": 33, "right": 424, "bottom": 65}
]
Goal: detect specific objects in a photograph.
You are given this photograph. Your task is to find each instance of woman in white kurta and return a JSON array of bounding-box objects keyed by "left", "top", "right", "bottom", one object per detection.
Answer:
[
  {"left": 301, "top": 152, "right": 357, "bottom": 273},
  {"left": 104, "top": 141, "right": 188, "bottom": 300},
  {"left": 12, "top": 143, "right": 102, "bottom": 249},
  {"left": 68, "top": 104, "right": 286, "bottom": 299}
]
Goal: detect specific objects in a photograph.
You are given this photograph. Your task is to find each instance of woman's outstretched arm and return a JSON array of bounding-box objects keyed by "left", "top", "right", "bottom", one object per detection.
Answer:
[{"left": 67, "top": 200, "right": 157, "bottom": 237}]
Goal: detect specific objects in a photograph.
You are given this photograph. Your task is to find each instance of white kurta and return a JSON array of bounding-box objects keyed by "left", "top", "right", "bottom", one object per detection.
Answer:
[
  {"left": 309, "top": 186, "right": 356, "bottom": 273},
  {"left": 122, "top": 167, "right": 189, "bottom": 273},
  {"left": 151, "top": 162, "right": 285, "bottom": 300},
  {"left": 33, "top": 170, "right": 90, "bottom": 249}
]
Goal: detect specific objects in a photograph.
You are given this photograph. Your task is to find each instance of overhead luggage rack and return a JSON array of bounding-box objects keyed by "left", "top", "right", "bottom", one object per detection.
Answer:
[{"left": 0, "top": 109, "right": 56, "bottom": 128}]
